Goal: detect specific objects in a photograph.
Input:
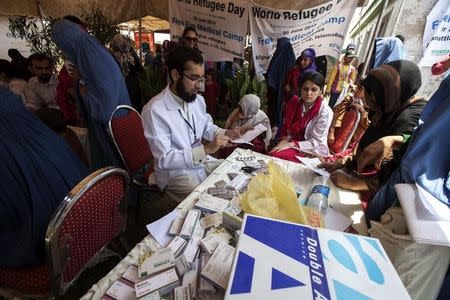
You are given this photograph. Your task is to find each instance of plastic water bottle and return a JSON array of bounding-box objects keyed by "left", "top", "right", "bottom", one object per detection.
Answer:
[{"left": 306, "top": 176, "right": 330, "bottom": 215}]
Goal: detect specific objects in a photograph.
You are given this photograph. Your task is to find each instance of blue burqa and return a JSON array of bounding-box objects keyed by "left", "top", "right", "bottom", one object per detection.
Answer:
[
  {"left": 52, "top": 20, "right": 131, "bottom": 169},
  {"left": 266, "top": 37, "right": 296, "bottom": 127},
  {"left": 0, "top": 87, "right": 87, "bottom": 267},
  {"left": 402, "top": 74, "right": 450, "bottom": 205},
  {"left": 372, "top": 37, "right": 407, "bottom": 69}
]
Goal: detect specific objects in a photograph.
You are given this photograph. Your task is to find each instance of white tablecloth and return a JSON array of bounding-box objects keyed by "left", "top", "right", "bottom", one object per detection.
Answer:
[{"left": 81, "top": 149, "right": 367, "bottom": 299}]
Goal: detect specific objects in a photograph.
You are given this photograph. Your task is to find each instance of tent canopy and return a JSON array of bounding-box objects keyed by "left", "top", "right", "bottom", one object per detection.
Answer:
[{"left": 0, "top": 0, "right": 366, "bottom": 23}]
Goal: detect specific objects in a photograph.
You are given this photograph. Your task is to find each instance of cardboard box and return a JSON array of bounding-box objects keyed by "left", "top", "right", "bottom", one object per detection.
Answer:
[
  {"left": 201, "top": 242, "right": 235, "bottom": 290},
  {"left": 195, "top": 194, "right": 230, "bottom": 213},
  {"left": 200, "top": 228, "right": 233, "bottom": 255},
  {"left": 135, "top": 268, "right": 179, "bottom": 298},
  {"left": 105, "top": 279, "right": 136, "bottom": 300},
  {"left": 138, "top": 247, "right": 175, "bottom": 278},
  {"left": 179, "top": 209, "right": 201, "bottom": 240},
  {"left": 225, "top": 214, "right": 410, "bottom": 299},
  {"left": 122, "top": 265, "right": 141, "bottom": 284},
  {"left": 167, "top": 236, "right": 188, "bottom": 257},
  {"left": 174, "top": 285, "right": 192, "bottom": 300}
]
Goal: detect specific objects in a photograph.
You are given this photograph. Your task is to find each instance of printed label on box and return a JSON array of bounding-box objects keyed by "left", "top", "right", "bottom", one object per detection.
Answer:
[
  {"left": 106, "top": 280, "right": 136, "bottom": 300},
  {"left": 225, "top": 215, "right": 410, "bottom": 300},
  {"left": 135, "top": 268, "right": 179, "bottom": 298}
]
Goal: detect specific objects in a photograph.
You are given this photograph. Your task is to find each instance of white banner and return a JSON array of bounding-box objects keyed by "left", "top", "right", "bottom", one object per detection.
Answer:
[
  {"left": 169, "top": 0, "right": 248, "bottom": 62},
  {"left": 249, "top": 0, "right": 357, "bottom": 76},
  {"left": 0, "top": 16, "right": 30, "bottom": 60},
  {"left": 420, "top": 0, "right": 450, "bottom": 66}
]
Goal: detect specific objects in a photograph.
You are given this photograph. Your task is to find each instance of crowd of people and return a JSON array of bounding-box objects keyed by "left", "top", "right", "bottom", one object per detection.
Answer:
[{"left": 0, "top": 14, "right": 449, "bottom": 299}]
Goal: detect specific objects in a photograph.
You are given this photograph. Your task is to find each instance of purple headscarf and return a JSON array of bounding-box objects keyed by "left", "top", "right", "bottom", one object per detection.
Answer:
[{"left": 297, "top": 48, "right": 317, "bottom": 73}]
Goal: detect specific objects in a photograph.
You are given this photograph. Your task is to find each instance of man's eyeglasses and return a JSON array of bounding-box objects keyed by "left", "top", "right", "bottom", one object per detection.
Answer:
[
  {"left": 183, "top": 73, "right": 206, "bottom": 84},
  {"left": 184, "top": 36, "right": 198, "bottom": 42}
]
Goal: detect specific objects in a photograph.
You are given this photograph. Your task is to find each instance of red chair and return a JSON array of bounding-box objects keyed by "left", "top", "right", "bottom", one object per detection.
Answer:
[
  {"left": 329, "top": 108, "right": 361, "bottom": 155},
  {"left": 109, "top": 105, "right": 159, "bottom": 190},
  {"left": 0, "top": 167, "right": 129, "bottom": 298}
]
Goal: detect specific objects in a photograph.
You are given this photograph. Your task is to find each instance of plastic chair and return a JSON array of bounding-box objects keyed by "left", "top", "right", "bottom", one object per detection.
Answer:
[
  {"left": 0, "top": 167, "right": 129, "bottom": 298},
  {"left": 109, "top": 105, "right": 159, "bottom": 190},
  {"left": 329, "top": 108, "right": 361, "bottom": 155}
]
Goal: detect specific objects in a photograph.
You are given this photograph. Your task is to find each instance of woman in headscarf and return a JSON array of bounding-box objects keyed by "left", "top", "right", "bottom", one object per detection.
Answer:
[
  {"left": 327, "top": 60, "right": 427, "bottom": 195},
  {"left": 217, "top": 94, "right": 271, "bottom": 158},
  {"left": 265, "top": 37, "right": 296, "bottom": 127},
  {"left": 371, "top": 36, "right": 407, "bottom": 70},
  {"left": 358, "top": 73, "right": 449, "bottom": 221},
  {"left": 0, "top": 87, "right": 87, "bottom": 267},
  {"left": 51, "top": 20, "right": 131, "bottom": 170},
  {"left": 110, "top": 33, "right": 144, "bottom": 112},
  {"left": 270, "top": 72, "right": 333, "bottom": 162},
  {"left": 283, "top": 48, "right": 317, "bottom": 98}
]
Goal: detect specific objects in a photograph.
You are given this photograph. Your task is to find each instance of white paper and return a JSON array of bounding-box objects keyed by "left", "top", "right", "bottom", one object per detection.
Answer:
[
  {"left": 416, "top": 184, "right": 450, "bottom": 221},
  {"left": 395, "top": 184, "right": 450, "bottom": 246},
  {"left": 146, "top": 210, "right": 180, "bottom": 247},
  {"left": 324, "top": 207, "right": 353, "bottom": 232},
  {"left": 232, "top": 123, "right": 267, "bottom": 144},
  {"left": 296, "top": 156, "right": 330, "bottom": 177}
]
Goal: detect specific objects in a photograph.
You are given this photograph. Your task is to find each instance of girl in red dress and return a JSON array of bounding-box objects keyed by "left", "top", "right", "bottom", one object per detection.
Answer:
[{"left": 270, "top": 72, "right": 333, "bottom": 162}]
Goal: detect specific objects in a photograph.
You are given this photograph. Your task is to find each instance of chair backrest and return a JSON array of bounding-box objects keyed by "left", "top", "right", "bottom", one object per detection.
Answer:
[
  {"left": 109, "top": 105, "right": 154, "bottom": 177},
  {"left": 330, "top": 108, "right": 361, "bottom": 154},
  {"left": 45, "top": 167, "right": 129, "bottom": 295}
]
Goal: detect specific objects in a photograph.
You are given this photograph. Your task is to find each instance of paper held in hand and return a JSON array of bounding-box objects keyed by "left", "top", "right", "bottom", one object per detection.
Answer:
[
  {"left": 231, "top": 123, "right": 267, "bottom": 144},
  {"left": 296, "top": 156, "right": 330, "bottom": 177}
]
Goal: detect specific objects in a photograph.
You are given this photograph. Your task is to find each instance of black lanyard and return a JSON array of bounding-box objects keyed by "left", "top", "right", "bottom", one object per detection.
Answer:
[{"left": 178, "top": 109, "right": 198, "bottom": 140}]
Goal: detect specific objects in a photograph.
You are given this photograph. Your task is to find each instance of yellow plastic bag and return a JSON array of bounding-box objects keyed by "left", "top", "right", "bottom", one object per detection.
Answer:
[{"left": 239, "top": 160, "right": 323, "bottom": 227}]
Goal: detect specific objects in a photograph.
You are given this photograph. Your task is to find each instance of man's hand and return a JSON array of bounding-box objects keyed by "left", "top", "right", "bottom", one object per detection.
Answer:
[
  {"left": 204, "top": 134, "right": 230, "bottom": 154},
  {"left": 226, "top": 126, "right": 253, "bottom": 140},
  {"left": 357, "top": 135, "right": 403, "bottom": 171}
]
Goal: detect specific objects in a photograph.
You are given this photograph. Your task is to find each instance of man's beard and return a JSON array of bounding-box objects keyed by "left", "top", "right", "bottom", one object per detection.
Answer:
[
  {"left": 175, "top": 79, "right": 197, "bottom": 103},
  {"left": 38, "top": 74, "right": 51, "bottom": 83}
]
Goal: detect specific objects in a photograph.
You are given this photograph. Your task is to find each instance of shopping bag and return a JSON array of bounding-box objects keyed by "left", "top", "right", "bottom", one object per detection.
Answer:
[{"left": 239, "top": 160, "right": 323, "bottom": 227}]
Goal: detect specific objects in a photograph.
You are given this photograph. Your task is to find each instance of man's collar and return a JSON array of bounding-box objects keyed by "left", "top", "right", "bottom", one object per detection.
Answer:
[
  {"left": 169, "top": 87, "right": 184, "bottom": 108},
  {"left": 164, "top": 85, "right": 185, "bottom": 111}
]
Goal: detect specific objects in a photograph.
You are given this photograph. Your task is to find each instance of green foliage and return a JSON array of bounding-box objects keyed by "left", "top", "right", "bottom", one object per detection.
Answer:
[
  {"left": 8, "top": 2, "right": 119, "bottom": 64},
  {"left": 81, "top": 3, "right": 120, "bottom": 46},
  {"left": 8, "top": 16, "right": 62, "bottom": 64},
  {"left": 139, "top": 65, "right": 166, "bottom": 106},
  {"left": 226, "top": 63, "right": 268, "bottom": 112}
]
